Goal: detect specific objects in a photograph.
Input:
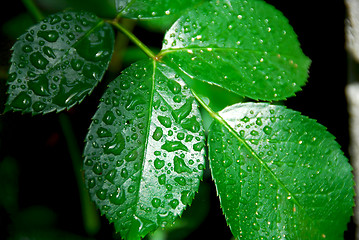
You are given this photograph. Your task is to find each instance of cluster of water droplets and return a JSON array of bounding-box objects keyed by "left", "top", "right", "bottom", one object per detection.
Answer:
[
  {"left": 83, "top": 60, "right": 205, "bottom": 237},
  {"left": 208, "top": 102, "right": 349, "bottom": 239},
  {"left": 161, "top": 0, "right": 308, "bottom": 102},
  {"left": 6, "top": 11, "right": 114, "bottom": 114}
]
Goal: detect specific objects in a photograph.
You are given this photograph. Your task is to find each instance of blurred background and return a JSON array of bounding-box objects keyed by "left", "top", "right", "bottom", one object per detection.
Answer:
[{"left": 0, "top": 0, "right": 352, "bottom": 239}]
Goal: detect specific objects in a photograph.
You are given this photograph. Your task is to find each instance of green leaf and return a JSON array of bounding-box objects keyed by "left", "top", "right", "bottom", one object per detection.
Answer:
[
  {"left": 83, "top": 59, "right": 205, "bottom": 239},
  {"left": 208, "top": 103, "right": 354, "bottom": 239},
  {"left": 117, "top": 0, "right": 205, "bottom": 19},
  {"left": 5, "top": 11, "right": 114, "bottom": 114},
  {"left": 160, "top": 0, "right": 310, "bottom": 101}
]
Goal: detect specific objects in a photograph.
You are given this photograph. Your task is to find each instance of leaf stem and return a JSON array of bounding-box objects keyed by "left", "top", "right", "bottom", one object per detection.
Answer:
[
  {"left": 58, "top": 113, "right": 100, "bottom": 236},
  {"left": 109, "top": 20, "right": 157, "bottom": 59},
  {"left": 21, "top": 0, "right": 44, "bottom": 21}
]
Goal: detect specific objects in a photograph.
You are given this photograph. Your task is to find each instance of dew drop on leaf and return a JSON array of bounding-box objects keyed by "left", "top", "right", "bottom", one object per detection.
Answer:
[
  {"left": 173, "top": 156, "right": 191, "bottom": 173},
  {"left": 152, "top": 127, "right": 163, "bottom": 141},
  {"left": 103, "top": 132, "right": 125, "bottom": 155},
  {"left": 154, "top": 158, "right": 165, "bottom": 169},
  {"left": 37, "top": 30, "right": 59, "bottom": 42},
  {"left": 151, "top": 198, "right": 161, "bottom": 208},
  {"left": 158, "top": 116, "right": 172, "bottom": 128},
  {"left": 30, "top": 52, "right": 49, "bottom": 70}
]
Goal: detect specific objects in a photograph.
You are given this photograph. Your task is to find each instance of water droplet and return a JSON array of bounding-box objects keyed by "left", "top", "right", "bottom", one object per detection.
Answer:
[
  {"left": 28, "top": 75, "right": 50, "bottom": 96},
  {"left": 169, "top": 199, "right": 179, "bottom": 209},
  {"left": 151, "top": 198, "right": 161, "bottom": 208},
  {"left": 25, "top": 33, "right": 34, "bottom": 42},
  {"left": 96, "top": 127, "right": 112, "bottom": 138},
  {"left": 102, "top": 110, "right": 115, "bottom": 125},
  {"left": 96, "top": 188, "right": 107, "bottom": 200},
  {"left": 105, "top": 169, "right": 117, "bottom": 184},
  {"left": 174, "top": 177, "right": 186, "bottom": 186},
  {"left": 125, "top": 93, "right": 145, "bottom": 110},
  {"left": 30, "top": 52, "right": 49, "bottom": 70},
  {"left": 172, "top": 98, "right": 192, "bottom": 123},
  {"left": 121, "top": 168, "right": 128, "bottom": 178},
  {"left": 11, "top": 92, "right": 32, "bottom": 110},
  {"left": 154, "top": 158, "right": 165, "bottom": 169},
  {"left": 167, "top": 79, "right": 181, "bottom": 94},
  {"left": 61, "top": 22, "right": 70, "bottom": 29},
  {"left": 162, "top": 140, "right": 188, "bottom": 152},
  {"left": 22, "top": 45, "right": 33, "bottom": 53},
  {"left": 32, "top": 101, "right": 46, "bottom": 112},
  {"left": 222, "top": 157, "right": 233, "bottom": 168},
  {"left": 181, "top": 116, "right": 200, "bottom": 133},
  {"left": 173, "top": 156, "right": 191, "bottom": 173},
  {"left": 263, "top": 126, "right": 272, "bottom": 135},
  {"left": 125, "top": 149, "right": 138, "bottom": 162},
  {"left": 70, "top": 59, "right": 84, "bottom": 71},
  {"left": 88, "top": 178, "right": 96, "bottom": 188},
  {"left": 250, "top": 130, "right": 259, "bottom": 136},
  {"left": 152, "top": 127, "right": 163, "bottom": 141},
  {"left": 92, "top": 162, "right": 103, "bottom": 175},
  {"left": 37, "top": 30, "right": 59, "bottom": 42},
  {"left": 109, "top": 188, "right": 126, "bottom": 205},
  {"left": 158, "top": 174, "right": 166, "bottom": 185},
  {"left": 193, "top": 142, "right": 204, "bottom": 151},
  {"left": 50, "top": 15, "right": 61, "bottom": 24},
  {"left": 103, "top": 132, "right": 125, "bottom": 155},
  {"left": 241, "top": 116, "right": 250, "bottom": 122},
  {"left": 158, "top": 116, "right": 172, "bottom": 128},
  {"left": 42, "top": 46, "right": 56, "bottom": 59}
]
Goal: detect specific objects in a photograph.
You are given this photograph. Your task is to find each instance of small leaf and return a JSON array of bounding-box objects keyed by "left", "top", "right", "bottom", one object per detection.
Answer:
[
  {"left": 6, "top": 11, "right": 114, "bottom": 114},
  {"left": 160, "top": 0, "right": 310, "bottom": 101},
  {"left": 83, "top": 59, "right": 205, "bottom": 239},
  {"left": 208, "top": 103, "right": 354, "bottom": 239},
  {"left": 117, "top": 0, "right": 206, "bottom": 19}
]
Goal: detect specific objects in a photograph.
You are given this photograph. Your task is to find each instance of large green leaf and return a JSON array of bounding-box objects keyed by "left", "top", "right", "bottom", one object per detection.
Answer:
[
  {"left": 208, "top": 103, "right": 354, "bottom": 239},
  {"left": 159, "top": 0, "right": 310, "bottom": 101},
  {"left": 117, "top": 0, "right": 205, "bottom": 19},
  {"left": 5, "top": 11, "right": 114, "bottom": 114},
  {"left": 83, "top": 59, "right": 205, "bottom": 239}
]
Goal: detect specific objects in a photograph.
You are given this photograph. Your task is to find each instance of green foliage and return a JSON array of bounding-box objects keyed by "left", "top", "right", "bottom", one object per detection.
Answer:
[
  {"left": 208, "top": 103, "right": 354, "bottom": 240},
  {"left": 3, "top": 0, "right": 354, "bottom": 239},
  {"left": 6, "top": 11, "right": 114, "bottom": 114},
  {"left": 83, "top": 60, "right": 205, "bottom": 239},
  {"left": 159, "top": 0, "right": 310, "bottom": 101}
]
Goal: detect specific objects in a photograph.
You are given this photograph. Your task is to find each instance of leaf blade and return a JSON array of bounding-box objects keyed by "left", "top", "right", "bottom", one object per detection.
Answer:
[
  {"left": 118, "top": 0, "right": 206, "bottom": 19},
  {"left": 208, "top": 103, "right": 354, "bottom": 239},
  {"left": 83, "top": 59, "right": 205, "bottom": 239},
  {"left": 6, "top": 11, "right": 114, "bottom": 114},
  {"left": 160, "top": 0, "right": 310, "bottom": 101}
]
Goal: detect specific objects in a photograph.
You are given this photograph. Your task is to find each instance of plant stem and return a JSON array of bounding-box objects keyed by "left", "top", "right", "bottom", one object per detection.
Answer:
[
  {"left": 109, "top": 20, "right": 157, "bottom": 59},
  {"left": 21, "top": 0, "right": 44, "bottom": 21},
  {"left": 59, "top": 113, "right": 100, "bottom": 236},
  {"left": 109, "top": 19, "right": 136, "bottom": 73}
]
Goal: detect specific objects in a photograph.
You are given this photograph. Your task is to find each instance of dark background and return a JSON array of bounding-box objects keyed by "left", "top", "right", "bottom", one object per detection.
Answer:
[{"left": 0, "top": 0, "right": 353, "bottom": 239}]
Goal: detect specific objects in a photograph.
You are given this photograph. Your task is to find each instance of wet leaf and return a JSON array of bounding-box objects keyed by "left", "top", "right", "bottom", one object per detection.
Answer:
[
  {"left": 160, "top": 0, "right": 310, "bottom": 101},
  {"left": 117, "top": 0, "right": 205, "bottom": 19},
  {"left": 208, "top": 103, "right": 354, "bottom": 239},
  {"left": 83, "top": 59, "right": 205, "bottom": 239},
  {"left": 6, "top": 11, "right": 114, "bottom": 114}
]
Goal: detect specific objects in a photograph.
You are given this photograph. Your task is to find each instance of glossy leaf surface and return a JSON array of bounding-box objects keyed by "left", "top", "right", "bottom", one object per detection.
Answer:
[
  {"left": 208, "top": 103, "right": 354, "bottom": 239},
  {"left": 84, "top": 60, "right": 205, "bottom": 239},
  {"left": 160, "top": 0, "right": 310, "bottom": 101},
  {"left": 118, "top": 0, "right": 205, "bottom": 19},
  {"left": 6, "top": 11, "right": 114, "bottom": 114}
]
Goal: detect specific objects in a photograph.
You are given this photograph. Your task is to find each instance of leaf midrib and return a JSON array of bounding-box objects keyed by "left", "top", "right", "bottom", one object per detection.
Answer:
[
  {"left": 159, "top": 47, "right": 302, "bottom": 63},
  {"left": 191, "top": 89, "right": 302, "bottom": 208}
]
